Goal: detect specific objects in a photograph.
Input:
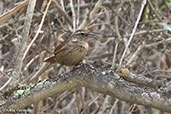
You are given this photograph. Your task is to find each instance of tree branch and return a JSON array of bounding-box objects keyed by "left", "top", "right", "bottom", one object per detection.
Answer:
[
  {"left": 0, "top": 64, "right": 171, "bottom": 113},
  {"left": 11, "top": 0, "right": 37, "bottom": 87}
]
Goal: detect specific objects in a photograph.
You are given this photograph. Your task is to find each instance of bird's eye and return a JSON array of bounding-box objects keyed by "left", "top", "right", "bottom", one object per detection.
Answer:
[{"left": 80, "top": 32, "right": 85, "bottom": 35}]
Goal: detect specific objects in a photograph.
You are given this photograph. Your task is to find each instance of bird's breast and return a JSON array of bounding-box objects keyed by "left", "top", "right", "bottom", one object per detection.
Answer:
[
  {"left": 80, "top": 42, "right": 89, "bottom": 49},
  {"left": 55, "top": 41, "right": 89, "bottom": 66}
]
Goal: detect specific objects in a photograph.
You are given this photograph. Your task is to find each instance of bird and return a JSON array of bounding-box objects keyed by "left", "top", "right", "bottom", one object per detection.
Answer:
[{"left": 27, "top": 29, "right": 98, "bottom": 83}]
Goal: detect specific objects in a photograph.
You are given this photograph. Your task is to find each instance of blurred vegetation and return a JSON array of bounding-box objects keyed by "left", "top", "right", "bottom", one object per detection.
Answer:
[{"left": 0, "top": 0, "right": 170, "bottom": 114}]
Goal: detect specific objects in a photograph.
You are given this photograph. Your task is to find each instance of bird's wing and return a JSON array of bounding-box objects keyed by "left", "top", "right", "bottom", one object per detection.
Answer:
[
  {"left": 44, "top": 40, "right": 71, "bottom": 63},
  {"left": 54, "top": 35, "right": 73, "bottom": 54},
  {"left": 44, "top": 42, "right": 66, "bottom": 63},
  {"left": 44, "top": 38, "right": 80, "bottom": 63},
  {"left": 54, "top": 42, "right": 66, "bottom": 54},
  {"left": 54, "top": 38, "right": 79, "bottom": 55},
  {"left": 44, "top": 55, "right": 56, "bottom": 63}
]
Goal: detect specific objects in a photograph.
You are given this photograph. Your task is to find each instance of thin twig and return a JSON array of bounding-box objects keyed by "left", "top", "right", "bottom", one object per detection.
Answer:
[
  {"left": 80, "top": 95, "right": 101, "bottom": 114},
  {"left": 0, "top": 77, "right": 12, "bottom": 91},
  {"left": 0, "top": 69, "right": 11, "bottom": 91},
  {"left": 126, "top": 43, "right": 145, "bottom": 66},
  {"left": 0, "top": 0, "right": 29, "bottom": 26},
  {"left": 112, "top": 0, "right": 123, "bottom": 68},
  {"left": 145, "top": 37, "right": 171, "bottom": 48},
  {"left": 22, "top": 0, "right": 52, "bottom": 63},
  {"left": 86, "top": 53, "right": 112, "bottom": 60},
  {"left": 127, "top": 36, "right": 171, "bottom": 66},
  {"left": 147, "top": 0, "right": 162, "bottom": 21},
  {"left": 76, "top": 0, "right": 80, "bottom": 28},
  {"left": 125, "top": 29, "right": 167, "bottom": 37},
  {"left": 78, "top": 0, "right": 104, "bottom": 29},
  {"left": 119, "top": 0, "right": 147, "bottom": 65},
  {"left": 23, "top": 53, "right": 41, "bottom": 71},
  {"left": 112, "top": 39, "right": 119, "bottom": 68},
  {"left": 53, "top": 0, "right": 73, "bottom": 27},
  {"left": 98, "top": 95, "right": 111, "bottom": 114},
  {"left": 109, "top": 99, "right": 119, "bottom": 114},
  {"left": 70, "top": 0, "right": 76, "bottom": 30}
]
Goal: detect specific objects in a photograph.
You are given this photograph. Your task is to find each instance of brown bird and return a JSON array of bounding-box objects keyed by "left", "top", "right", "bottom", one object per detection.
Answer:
[
  {"left": 27, "top": 29, "right": 98, "bottom": 83},
  {"left": 44, "top": 29, "right": 96, "bottom": 65}
]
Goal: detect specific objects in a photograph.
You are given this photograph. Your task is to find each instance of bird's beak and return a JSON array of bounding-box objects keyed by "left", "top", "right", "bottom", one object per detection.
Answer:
[{"left": 88, "top": 32, "right": 99, "bottom": 40}]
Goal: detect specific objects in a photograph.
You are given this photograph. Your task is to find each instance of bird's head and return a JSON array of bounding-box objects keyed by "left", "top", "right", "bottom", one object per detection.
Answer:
[{"left": 71, "top": 29, "right": 98, "bottom": 42}]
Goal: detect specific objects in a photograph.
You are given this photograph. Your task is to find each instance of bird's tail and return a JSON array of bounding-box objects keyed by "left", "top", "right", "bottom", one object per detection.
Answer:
[{"left": 44, "top": 56, "right": 56, "bottom": 63}]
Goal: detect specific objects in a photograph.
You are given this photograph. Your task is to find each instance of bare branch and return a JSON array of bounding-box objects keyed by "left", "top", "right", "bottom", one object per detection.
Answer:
[
  {"left": 53, "top": 0, "right": 73, "bottom": 27},
  {"left": 22, "top": 0, "right": 52, "bottom": 64},
  {"left": 10, "top": 0, "right": 37, "bottom": 87},
  {"left": 78, "top": 0, "right": 104, "bottom": 29},
  {"left": 1, "top": 65, "right": 171, "bottom": 113},
  {"left": 119, "top": 0, "right": 147, "bottom": 65},
  {"left": 120, "top": 68, "right": 166, "bottom": 88}
]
